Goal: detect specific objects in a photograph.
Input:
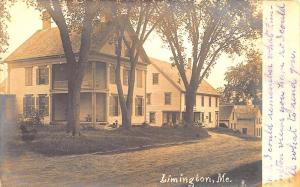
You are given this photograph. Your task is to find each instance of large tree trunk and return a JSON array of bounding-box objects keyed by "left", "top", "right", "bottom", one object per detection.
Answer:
[
  {"left": 184, "top": 86, "right": 196, "bottom": 127},
  {"left": 115, "top": 27, "right": 132, "bottom": 129},
  {"left": 125, "top": 62, "right": 136, "bottom": 128},
  {"left": 67, "top": 80, "right": 81, "bottom": 136},
  {"left": 115, "top": 57, "right": 131, "bottom": 129},
  {"left": 67, "top": 64, "right": 85, "bottom": 136}
]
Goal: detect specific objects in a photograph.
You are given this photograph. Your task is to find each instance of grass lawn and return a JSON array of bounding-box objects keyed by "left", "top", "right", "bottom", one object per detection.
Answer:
[
  {"left": 8, "top": 125, "right": 209, "bottom": 156},
  {"left": 208, "top": 127, "right": 261, "bottom": 141}
]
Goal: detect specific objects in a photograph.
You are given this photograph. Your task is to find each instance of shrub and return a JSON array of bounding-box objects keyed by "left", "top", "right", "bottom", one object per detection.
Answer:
[
  {"left": 19, "top": 123, "right": 37, "bottom": 142},
  {"left": 17, "top": 110, "right": 43, "bottom": 142},
  {"left": 140, "top": 121, "right": 150, "bottom": 128}
]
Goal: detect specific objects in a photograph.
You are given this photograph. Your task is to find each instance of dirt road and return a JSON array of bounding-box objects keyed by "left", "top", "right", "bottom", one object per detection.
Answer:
[{"left": 1, "top": 132, "right": 261, "bottom": 187}]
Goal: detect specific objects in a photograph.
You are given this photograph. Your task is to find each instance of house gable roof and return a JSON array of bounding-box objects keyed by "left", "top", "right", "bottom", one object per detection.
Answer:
[
  {"left": 5, "top": 24, "right": 150, "bottom": 64},
  {"left": 235, "top": 105, "right": 260, "bottom": 120},
  {"left": 220, "top": 104, "right": 261, "bottom": 121},
  {"left": 219, "top": 105, "right": 234, "bottom": 120},
  {"left": 150, "top": 58, "right": 219, "bottom": 96}
]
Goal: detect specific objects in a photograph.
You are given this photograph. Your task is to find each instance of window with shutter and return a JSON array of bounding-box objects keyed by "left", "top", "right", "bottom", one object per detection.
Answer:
[
  {"left": 146, "top": 93, "right": 151, "bottom": 105},
  {"left": 109, "top": 95, "right": 119, "bottom": 116},
  {"left": 201, "top": 95, "right": 204, "bottom": 107},
  {"left": 164, "top": 92, "right": 171, "bottom": 105},
  {"left": 38, "top": 94, "right": 49, "bottom": 116},
  {"left": 137, "top": 70, "right": 143, "bottom": 88},
  {"left": 23, "top": 95, "right": 35, "bottom": 117},
  {"left": 109, "top": 96, "right": 113, "bottom": 116},
  {"left": 200, "top": 112, "right": 204, "bottom": 122},
  {"left": 135, "top": 96, "right": 144, "bottom": 116},
  {"left": 110, "top": 65, "right": 116, "bottom": 84},
  {"left": 25, "top": 67, "right": 33, "bottom": 86},
  {"left": 123, "top": 69, "right": 129, "bottom": 85},
  {"left": 37, "top": 66, "right": 49, "bottom": 85},
  {"left": 152, "top": 73, "right": 159, "bottom": 85},
  {"left": 36, "top": 96, "right": 39, "bottom": 115},
  {"left": 149, "top": 112, "right": 156, "bottom": 123}
]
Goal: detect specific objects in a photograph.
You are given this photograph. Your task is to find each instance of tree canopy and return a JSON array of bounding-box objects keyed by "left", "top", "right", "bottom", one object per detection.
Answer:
[
  {"left": 156, "top": 0, "right": 261, "bottom": 125},
  {"left": 222, "top": 50, "right": 262, "bottom": 105},
  {"left": 0, "top": 0, "right": 12, "bottom": 54}
]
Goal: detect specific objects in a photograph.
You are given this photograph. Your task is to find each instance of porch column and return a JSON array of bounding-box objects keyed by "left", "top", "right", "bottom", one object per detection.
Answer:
[
  {"left": 49, "top": 64, "right": 53, "bottom": 91},
  {"left": 144, "top": 69, "right": 147, "bottom": 122},
  {"left": 92, "top": 92, "right": 96, "bottom": 127},
  {"left": 106, "top": 63, "right": 110, "bottom": 123},
  {"left": 49, "top": 93, "right": 53, "bottom": 124},
  {"left": 92, "top": 62, "right": 96, "bottom": 127},
  {"left": 92, "top": 62, "right": 95, "bottom": 89}
]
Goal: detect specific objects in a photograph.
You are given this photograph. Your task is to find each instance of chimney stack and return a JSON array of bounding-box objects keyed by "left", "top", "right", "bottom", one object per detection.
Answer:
[{"left": 42, "top": 10, "right": 51, "bottom": 30}]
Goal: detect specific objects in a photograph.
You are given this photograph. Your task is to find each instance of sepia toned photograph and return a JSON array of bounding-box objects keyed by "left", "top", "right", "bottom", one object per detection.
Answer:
[{"left": 0, "top": 0, "right": 265, "bottom": 186}]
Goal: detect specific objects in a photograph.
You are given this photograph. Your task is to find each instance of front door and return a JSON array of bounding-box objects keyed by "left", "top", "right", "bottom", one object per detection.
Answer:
[
  {"left": 215, "top": 112, "right": 219, "bottom": 127},
  {"left": 194, "top": 112, "right": 201, "bottom": 122}
]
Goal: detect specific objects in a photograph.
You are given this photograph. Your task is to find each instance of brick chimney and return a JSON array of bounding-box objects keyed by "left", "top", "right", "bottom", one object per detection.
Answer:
[{"left": 42, "top": 10, "right": 51, "bottom": 30}]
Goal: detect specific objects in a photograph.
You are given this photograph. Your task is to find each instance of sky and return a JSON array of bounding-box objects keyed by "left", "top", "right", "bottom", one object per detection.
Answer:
[{"left": 0, "top": 1, "right": 249, "bottom": 88}]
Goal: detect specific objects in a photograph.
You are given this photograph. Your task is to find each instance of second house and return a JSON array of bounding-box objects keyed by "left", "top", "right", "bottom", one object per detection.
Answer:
[{"left": 146, "top": 58, "right": 220, "bottom": 128}]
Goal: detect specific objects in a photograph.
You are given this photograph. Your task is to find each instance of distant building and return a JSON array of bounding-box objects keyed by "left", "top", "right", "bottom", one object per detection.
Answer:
[
  {"left": 146, "top": 58, "right": 220, "bottom": 128},
  {"left": 219, "top": 105, "right": 262, "bottom": 137}
]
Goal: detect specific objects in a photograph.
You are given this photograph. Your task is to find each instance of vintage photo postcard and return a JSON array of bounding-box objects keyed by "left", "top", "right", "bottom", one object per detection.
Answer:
[{"left": 0, "top": 0, "right": 299, "bottom": 186}]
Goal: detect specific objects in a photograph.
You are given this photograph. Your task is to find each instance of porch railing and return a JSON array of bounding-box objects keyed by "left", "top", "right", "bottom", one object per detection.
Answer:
[
  {"left": 53, "top": 80, "right": 93, "bottom": 90},
  {"left": 53, "top": 80, "right": 68, "bottom": 89}
]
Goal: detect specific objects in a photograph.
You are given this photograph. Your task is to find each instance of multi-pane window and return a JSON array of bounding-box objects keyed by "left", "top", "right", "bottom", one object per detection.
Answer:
[
  {"left": 209, "top": 96, "right": 212, "bottom": 107},
  {"left": 149, "top": 112, "right": 156, "bottom": 123},
  {"left": 37, "top": 66, "right": 49, "bottom": 85},
  {"left": 23, "top": 95, "right": 35, "bottom": 117},
  {"left": 215, "top": 97, "right": 218, "bottom": 107},
  {"left": 123, "top": 69, "right": 129, "bottom": 85},
  {"left": 109, "top": 95, "right": 119, "bottom": 116},
  {"left": 209, "top": 112, "right": 212, "bottom": 122},
  {"left": 135, "top": 96, "right": 144, "bottom": 116},
  {"left": 37, "top": 94, "right": 49, "bottom": 116},
  {"left": 200, "top": 112, "right": 204, "bottom": 122},
  {"left": 137, "top": 70, "right": 143, "bottom": 88},
  {"left": 201, "top": 95, "right": 204, "bottom": 107},
  {"left": 146, "top": 93, "right": 151, "bottom": 105},
  {"left": 110, "top": 65, "right": 116, "bottom": 84},
  {"left": 25, "top": 67, "right": 33, "bottom": 86},
  {"left": 152, "top": 73, "right": 159, "bottom": 85},
  {"left": 165, "top": 92, "right": 171, "bottom": 105}
]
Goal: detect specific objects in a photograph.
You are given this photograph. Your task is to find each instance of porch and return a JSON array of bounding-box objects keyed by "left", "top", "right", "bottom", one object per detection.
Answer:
[
  {"left": 52, "top": 92, "right": 107, "bottom": 124},
  {"left": 162, "top": 111, "right": 180, "bottom": 125},
  {"left": 52, "top": 62, "right": 107, "bottom": 90}
]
